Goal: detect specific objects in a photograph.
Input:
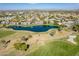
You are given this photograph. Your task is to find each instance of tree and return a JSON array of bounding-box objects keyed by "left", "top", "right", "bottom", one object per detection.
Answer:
[
  {"left": 72, "top": 24, "right": 79, "bottom": 32},
  {"left": 3, "top": 24, "right": 6, "bottom": 27},
  {"left": 53, "top": 20, "right": 59, "bottom": 25},
  {"left": 43, "top": 20, "right": 47, "bottom": 24}
]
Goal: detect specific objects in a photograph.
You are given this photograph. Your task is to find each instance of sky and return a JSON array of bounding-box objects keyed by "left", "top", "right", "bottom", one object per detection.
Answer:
[{"left": 0, "top": 3, "right": 79, "bottom": 10}]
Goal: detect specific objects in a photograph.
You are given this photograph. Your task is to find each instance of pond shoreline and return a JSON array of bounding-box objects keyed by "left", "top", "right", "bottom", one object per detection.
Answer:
[{"left": 6, "top": 24, "right": 59, "bottom": 32}]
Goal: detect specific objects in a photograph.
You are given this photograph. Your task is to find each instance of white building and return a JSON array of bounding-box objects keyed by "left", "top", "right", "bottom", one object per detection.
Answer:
[
  {"left": 62, "top": 21, "right": 74, "bottom": 27},
  {"left": 35, "top": 21, "right": 43, "bottom": 25}
]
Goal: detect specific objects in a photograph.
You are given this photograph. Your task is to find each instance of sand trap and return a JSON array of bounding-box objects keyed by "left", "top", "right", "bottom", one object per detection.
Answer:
[{"left": 67, "top": 35, "right": 77, "bottom": 44}]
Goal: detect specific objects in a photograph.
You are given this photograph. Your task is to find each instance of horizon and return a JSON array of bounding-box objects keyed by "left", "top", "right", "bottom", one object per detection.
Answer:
[{"left": 0, "top": 3, "right": 79, "bottom": 10}]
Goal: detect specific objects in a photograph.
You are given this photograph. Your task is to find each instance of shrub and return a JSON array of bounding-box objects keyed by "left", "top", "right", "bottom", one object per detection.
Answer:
[
  {"left": 1, "top": 40, "right": 6, "bottom": 44},
  {"left": 14, "top": 43, "right": 29, "bottom": 51},
  {"left": 49, "top": 30, "right": 56, "bottom": 36},
  {"left": 21, "top": 36, "right": 28, "bottom": 41},
  {"left": 28, "top": 35, "right": 32, "bottom": 38},
  {"left": 58, "top": 27, "right": 62, "bottom": 31}
]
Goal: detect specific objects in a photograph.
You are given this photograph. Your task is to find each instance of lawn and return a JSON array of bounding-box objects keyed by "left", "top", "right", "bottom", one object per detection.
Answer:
[
  {"left": 28, "top": 35, "right": 79, "bottom": 56},
  {"left": 0, "top": 30, "right": 15, "bottom": 38}
]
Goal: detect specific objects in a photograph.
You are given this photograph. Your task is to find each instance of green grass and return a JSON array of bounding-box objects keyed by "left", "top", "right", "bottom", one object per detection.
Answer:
[
  {"left": 8, "top": 24, "right": 59, "bottom": 27},
  {"left": 0, "top": 30, "right": 15, "bottom": 38},
  {"left": 75, "top": 35, "right": 79, "bottom": 44},
  {"left": 28, "top": 35, "right": 79, "bottom": 56}
]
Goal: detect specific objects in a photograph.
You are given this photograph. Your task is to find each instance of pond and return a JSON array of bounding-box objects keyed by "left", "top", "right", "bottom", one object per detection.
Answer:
[{"left": 7, "top": 25, "right": 58, "bottom": 32}]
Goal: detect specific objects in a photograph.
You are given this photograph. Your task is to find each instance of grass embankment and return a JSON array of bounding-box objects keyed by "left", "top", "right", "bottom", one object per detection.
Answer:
[
  {"left": 0, "top": 30, "right": 15, "bottom": 38},
  {"left": 6, "top": 24, "right": 59, "bottom": 27},
  {"left": 28, "top": 35, "right": 79, "bottom": 56}
]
